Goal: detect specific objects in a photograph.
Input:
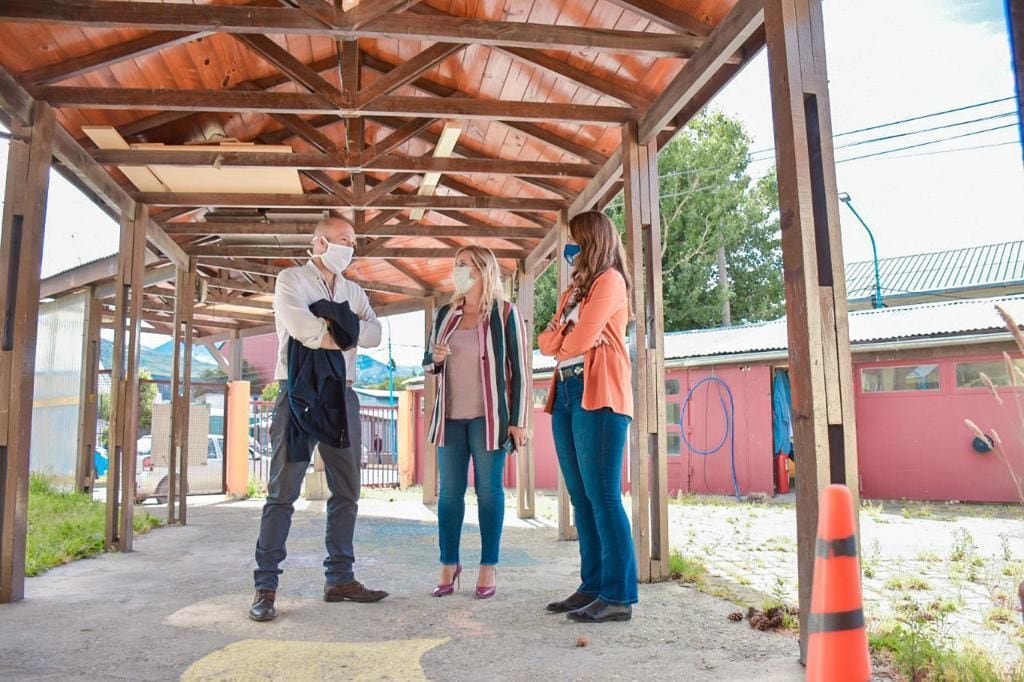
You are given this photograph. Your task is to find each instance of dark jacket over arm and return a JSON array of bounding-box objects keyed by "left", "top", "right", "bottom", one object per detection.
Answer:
[{"left": 286, "top": 300, "right": 360, "bottom": 463}]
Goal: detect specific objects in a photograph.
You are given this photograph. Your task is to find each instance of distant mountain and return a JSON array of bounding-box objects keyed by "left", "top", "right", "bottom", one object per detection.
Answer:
[
  {"left": 100, "top": 338, "right": 419, "bottom": 388},
  {"left": 99, "top": 339, "right": 220, "bottom": 381},
  {"left": 355, "top": 354, "right": 421, "bottom": 387}
]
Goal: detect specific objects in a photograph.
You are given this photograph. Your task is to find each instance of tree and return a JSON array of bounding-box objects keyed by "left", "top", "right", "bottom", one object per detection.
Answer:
[
  {"left": 137, "top": 369, "right": 157, "bottom": 433},
  {"left": 532, "top": 110, "right": 783, "bottom": 342},
  {"left": 259, "top": 382, "right": 280, "bottom": 402}
]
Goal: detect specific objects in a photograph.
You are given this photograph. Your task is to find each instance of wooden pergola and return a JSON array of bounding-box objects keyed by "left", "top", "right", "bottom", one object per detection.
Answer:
[{"left": 1, "top": 0, "right": 1021, "bottom": 662}]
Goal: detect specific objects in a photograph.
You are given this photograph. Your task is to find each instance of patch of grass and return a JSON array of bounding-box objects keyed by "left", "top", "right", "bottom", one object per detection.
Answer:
[
  {"left": 900, "top": 502, "right": 935, "bottom": 519},
  {"left": 985, "top": 606, "right": 1016, "bottom": 628},
  {"left": 245, "top": 477, "right": 268, "bottom": 500},
  {"left": 1002, "top": 561, "right": 1024, "bottom": 577},
  {"left": 670, "top": 493, "right": 739, "bottom": 507},
  {"left": 27, "top": 474, "right": 161, "bottom": 577},
  {"left": 871, "top": 625, "right": 1023, "bottom": 682},
  {"left": 668, "top": 548, "right": 707, "bottom": 585},
  {"left": 915, "top": 550, "right": 941, "bottom": 563},
  {"left": 885, "top": 575, "right": 931, "bottom": 591},
  {"left": 761, "top": 535, "right": 794, "bottom": 552}
]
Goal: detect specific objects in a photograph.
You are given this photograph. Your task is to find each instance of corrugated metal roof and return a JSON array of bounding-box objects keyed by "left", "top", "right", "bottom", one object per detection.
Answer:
[
  {"left": 846, "top": 241, "right": 1024, "bottom": 301},
  {"left": 533, "top": 294, "right": 1024, "bottom": 370}
]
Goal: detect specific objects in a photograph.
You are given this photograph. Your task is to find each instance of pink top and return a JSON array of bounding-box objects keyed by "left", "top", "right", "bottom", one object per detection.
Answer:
[{"left": 446, "top": 329, "right": 485, "bottom": 420}]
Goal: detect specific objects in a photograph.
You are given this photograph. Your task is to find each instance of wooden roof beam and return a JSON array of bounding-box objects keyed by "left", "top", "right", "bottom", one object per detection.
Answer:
[
  {"left": 191, "top": 245, "right": 525, "bottom": 259},
  {"left": 21, "top": 31, "right": 208, "bottom": 86},
  {"left": 603, "top": 0, "right": 715, "bottom": 37},
  {"left": 136, "top": 192, "right": 566, "bottom": 211},
  {"left": 35, "top": 87, "right": 638, "bottom": 124},
  {"left": 0, "top": 2, "right": 707, "bottom": 56},
  {"left": 88, "top": 149, "right": 599, "bottom": 178}
]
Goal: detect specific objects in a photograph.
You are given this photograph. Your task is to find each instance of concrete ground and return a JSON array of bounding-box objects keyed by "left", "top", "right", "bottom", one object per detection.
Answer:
[{"left": 0, "top": 496, "right": 804, "bottom": 682}]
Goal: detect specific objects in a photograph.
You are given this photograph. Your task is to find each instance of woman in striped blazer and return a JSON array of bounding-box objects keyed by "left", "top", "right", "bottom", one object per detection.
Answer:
[{"left": 423, "top": 245, "right": 530, "bottom": 599}]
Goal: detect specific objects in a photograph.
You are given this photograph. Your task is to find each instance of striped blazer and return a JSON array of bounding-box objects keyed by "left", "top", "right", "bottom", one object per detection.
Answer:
[{"left": 423, "top": 300, "right": 530, "bottom": 450}]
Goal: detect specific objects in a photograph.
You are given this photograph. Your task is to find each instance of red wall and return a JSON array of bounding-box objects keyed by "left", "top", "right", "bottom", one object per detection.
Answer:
[
  {"left": 854, "top": 353, "right": 1023, "bottom": 503},
  {"left": 411, "top": 365, "right": 775, "bottom": 498},
  {"left": 408, "top": 352, "right": 1024, "bottom": 503}
]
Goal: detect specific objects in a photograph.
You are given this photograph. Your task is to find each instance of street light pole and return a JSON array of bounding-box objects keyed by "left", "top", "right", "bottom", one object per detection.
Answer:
[{"left": 838, "top": 192, "right": 883, "bottom": 309}]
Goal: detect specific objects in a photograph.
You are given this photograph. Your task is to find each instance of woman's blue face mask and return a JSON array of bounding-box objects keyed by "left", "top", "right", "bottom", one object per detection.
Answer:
[{"left": 563, "top": 243, "right": 581, "bottom": 266}]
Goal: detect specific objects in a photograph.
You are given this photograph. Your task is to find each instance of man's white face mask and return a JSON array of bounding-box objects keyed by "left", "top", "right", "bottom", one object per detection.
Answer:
[{"left": 312, "top": 236, "right": 354, "bottom": 275}]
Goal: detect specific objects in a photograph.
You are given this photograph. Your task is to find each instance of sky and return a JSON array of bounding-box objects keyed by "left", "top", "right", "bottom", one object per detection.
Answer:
[{"left": 2, "top": 0, "right": 1021, "bottom": 368}]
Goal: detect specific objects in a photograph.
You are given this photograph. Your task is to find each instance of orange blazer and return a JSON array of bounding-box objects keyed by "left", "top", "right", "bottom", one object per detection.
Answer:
[{"left": 538, "top": 269, "right": 633, "bottom": 418}]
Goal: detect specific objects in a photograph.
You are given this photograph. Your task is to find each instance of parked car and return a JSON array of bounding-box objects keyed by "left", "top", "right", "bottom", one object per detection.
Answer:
[{"left": 134, "top": 434, "right": 263, "bottom": 504}]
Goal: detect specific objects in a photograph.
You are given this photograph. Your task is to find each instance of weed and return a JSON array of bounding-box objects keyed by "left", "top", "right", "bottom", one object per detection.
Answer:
[
  {"left": 915, "top": 550, "right": 941, "bottom": 563},
  {"left": 668, "top": 548, "right": 707, "bottom": 585},
  {"left": 863, "top": 538, "right": 881, "bottom": 579},
  {"left": 245, "top": 477, "right": 268, "bottom": 499},
  {"left": 950, "top": 527, "right": 976, "bottom": 563},
  {"left": 999, "top": 533, "right": 1014, "bottom": 562},
  {"left": 1002, "top": 561, "right": 1024, "bottom": 577},
  {"left": 985, "top": 606, "right": 1015, "bottom": 628},
  {"left": 885, "top": 575, "right": 931, "bottom": 591}
]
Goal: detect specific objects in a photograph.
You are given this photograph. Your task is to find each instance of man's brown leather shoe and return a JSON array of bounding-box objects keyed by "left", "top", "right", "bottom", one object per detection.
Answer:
[
  {"left": 324, "top": 580, "right": 389, "bottom": 603},
  {"left": 248, "top": 590, "right": 277, "bottom": 621}
]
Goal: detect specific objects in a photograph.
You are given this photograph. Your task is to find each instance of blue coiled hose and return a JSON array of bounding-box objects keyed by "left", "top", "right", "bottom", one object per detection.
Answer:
[{"left": 679, "top": 375, "right": 741, "bottom": 500}]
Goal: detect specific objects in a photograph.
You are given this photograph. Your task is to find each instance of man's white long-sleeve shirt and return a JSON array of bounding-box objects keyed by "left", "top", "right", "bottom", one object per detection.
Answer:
[{"left": 273, "top": 261, "right": 382, "bottom": 382}]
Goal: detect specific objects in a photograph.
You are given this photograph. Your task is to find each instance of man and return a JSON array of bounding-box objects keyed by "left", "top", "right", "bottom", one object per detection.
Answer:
[{"left": 249, "top": 217, "right": 388, "bottom": 622}]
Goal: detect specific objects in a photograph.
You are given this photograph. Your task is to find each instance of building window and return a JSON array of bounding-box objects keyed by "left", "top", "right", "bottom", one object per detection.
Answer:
[
  {"left": 667, "top": 433, "right": 682, "bottom": 456},
  {"left": 532, "top": 388, "right": 549, "bottom": 408},
  {"left": 665, "top": 379, "right": 681, "bottom": 395},
  {"left": 955, "top": 359, "right": 1024, "bottom": 389},
  {"left": 666, "top": 402, "right": 681, "bottom": 427},
  {"left": 861, "top": 364, "right": 940, "bottom": 393}
]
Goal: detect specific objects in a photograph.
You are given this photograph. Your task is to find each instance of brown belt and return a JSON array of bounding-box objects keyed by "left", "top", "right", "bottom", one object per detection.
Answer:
[{"left": 556, "top": 364, "right": 584, "bottom": 382}]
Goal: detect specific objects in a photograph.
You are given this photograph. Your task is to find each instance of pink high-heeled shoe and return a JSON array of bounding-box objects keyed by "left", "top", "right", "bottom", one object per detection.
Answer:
[
  {"left": 432, "top": 563, "right": 462, "bottom": 597},
  {"left": 475, "top": 568, "right": 497, "bottom": 599}
]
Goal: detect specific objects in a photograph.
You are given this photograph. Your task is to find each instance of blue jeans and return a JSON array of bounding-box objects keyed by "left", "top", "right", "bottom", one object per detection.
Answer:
[
  {"left": 437, "top": 418, "right": 506, "bottom": 566},
  {"left": 551, "top": 375, "right": 638, "bottom": 605}
]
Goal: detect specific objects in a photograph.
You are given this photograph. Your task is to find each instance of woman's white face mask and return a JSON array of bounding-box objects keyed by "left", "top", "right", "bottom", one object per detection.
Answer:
[{"left": 452, "top": 265, "right": 477, "bottom": 294}]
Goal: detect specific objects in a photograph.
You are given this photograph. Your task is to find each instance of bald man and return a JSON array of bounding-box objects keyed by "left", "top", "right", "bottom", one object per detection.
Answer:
[{"left": 250, "top": 218, "right": 387, "bottom": 622}]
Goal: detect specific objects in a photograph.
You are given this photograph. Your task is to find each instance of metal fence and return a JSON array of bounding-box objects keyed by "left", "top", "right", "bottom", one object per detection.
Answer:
[
  {"left": 247, "top": 399, "right": 399, "bottom": 489},
  {"left": 93, "top": 373, "right": 228, "bottom": 504}
]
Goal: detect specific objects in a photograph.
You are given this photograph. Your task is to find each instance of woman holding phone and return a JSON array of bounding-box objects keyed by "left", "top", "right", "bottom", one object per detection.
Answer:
[
  {"left": 538, "top": 211, "right": 637, "bottom": 623},
  {"left": 423, "top": 246, "right": 530, "bottom": 599}
]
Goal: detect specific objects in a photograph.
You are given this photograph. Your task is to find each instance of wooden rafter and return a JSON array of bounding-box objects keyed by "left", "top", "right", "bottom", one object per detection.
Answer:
[
  {"left": 135, "top": 192, "right": 565, "bottom": 211},
  {"left": 0, "top": 1, "right": 707, "bottom": 56}
]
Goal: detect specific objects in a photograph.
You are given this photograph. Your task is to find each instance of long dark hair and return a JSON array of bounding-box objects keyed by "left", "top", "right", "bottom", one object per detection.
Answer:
[{"left": 567, "top": 211, "right": 632, "bottom": 311}]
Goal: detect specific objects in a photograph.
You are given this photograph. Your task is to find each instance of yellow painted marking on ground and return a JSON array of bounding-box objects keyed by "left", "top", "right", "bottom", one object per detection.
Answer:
[{"left": 181, "top": 638, "right": 448, "bottom": 681}]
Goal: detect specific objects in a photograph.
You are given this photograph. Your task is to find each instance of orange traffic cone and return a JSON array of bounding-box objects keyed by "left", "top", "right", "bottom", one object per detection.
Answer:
[{"left": 806, "top": 484, "right": 871, "bottom": 682}]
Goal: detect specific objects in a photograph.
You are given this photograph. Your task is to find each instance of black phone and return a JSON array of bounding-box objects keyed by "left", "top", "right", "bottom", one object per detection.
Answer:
[{"left": 502, "top": 434, "right": 517, "bottom": 455}]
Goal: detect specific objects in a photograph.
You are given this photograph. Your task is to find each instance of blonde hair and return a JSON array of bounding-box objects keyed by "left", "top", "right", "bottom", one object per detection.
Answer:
[{"left": 451, "top": 245, "right": 506, "bottom": 315}]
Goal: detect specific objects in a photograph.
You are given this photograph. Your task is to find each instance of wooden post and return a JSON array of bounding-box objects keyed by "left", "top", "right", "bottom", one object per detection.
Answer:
[
  {"left": 0, "top": 101, "right": 54, "bottom": 603},
  {"left": 553, "top": 211, "right": 577, "bottom": 541},
  {"left": 76, "top": 291, "right": 102, "bottom": 493},
  {"left": 1009, "top": 0, "right": 1024, "bottom": 164},
  {"left": 622, "top": 121, "right": 670, "bottom": 582},
  {"left": 168, "top": 260, "right": 195, "bottom": 525},
  {"left": 765, "top": 0, "right": 860, "bottom": 661},
  {"left": 228, "top": 334, "right": 242, "bottom": 381},
  {"left": 105, "top": 202, "right": 148, "bottom": 552},
  {"left": 421, "top": 296, "right": 439, "bottom": 505},
  {"left": 515, "top": 263, "right": 536, "bottom": 519}
]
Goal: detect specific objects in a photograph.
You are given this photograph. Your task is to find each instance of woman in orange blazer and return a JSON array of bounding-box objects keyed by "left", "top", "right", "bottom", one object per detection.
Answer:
[{"left": 538, "top": 211, "right": 637, "bottom": 623}]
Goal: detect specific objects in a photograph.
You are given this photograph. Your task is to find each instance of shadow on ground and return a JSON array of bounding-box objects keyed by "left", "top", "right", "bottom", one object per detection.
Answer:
[{"left": 0, "top": 501, "right": 803, "bottom": 681}]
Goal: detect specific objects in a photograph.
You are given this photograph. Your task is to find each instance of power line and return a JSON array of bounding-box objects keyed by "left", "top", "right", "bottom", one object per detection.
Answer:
[
  {"left": 858, "top": 139, "right": 1020, "bottom": 161},
  {"left": 831, "top": 111, "right": 1018, "bottom": 150},
  {"left": 836, "top": 123, "right": 1018, "bottom": 163}
]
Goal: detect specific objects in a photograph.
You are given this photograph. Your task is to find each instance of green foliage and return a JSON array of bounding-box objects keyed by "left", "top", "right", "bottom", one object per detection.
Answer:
[
  {"left": 137, "top": 369, "right": 157, "bottom": 432},
  {"left": 259, "top": 382, "right": 280, "bottom": 402},
  {"left": 27, "top": 474, "right": 161, "bottom": 577},
  {"left": 668, "top": 548, "right": 708, "bottom": 585},
  {"left": 531, "top": 110, "right": 784, "bottom": 344}
]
